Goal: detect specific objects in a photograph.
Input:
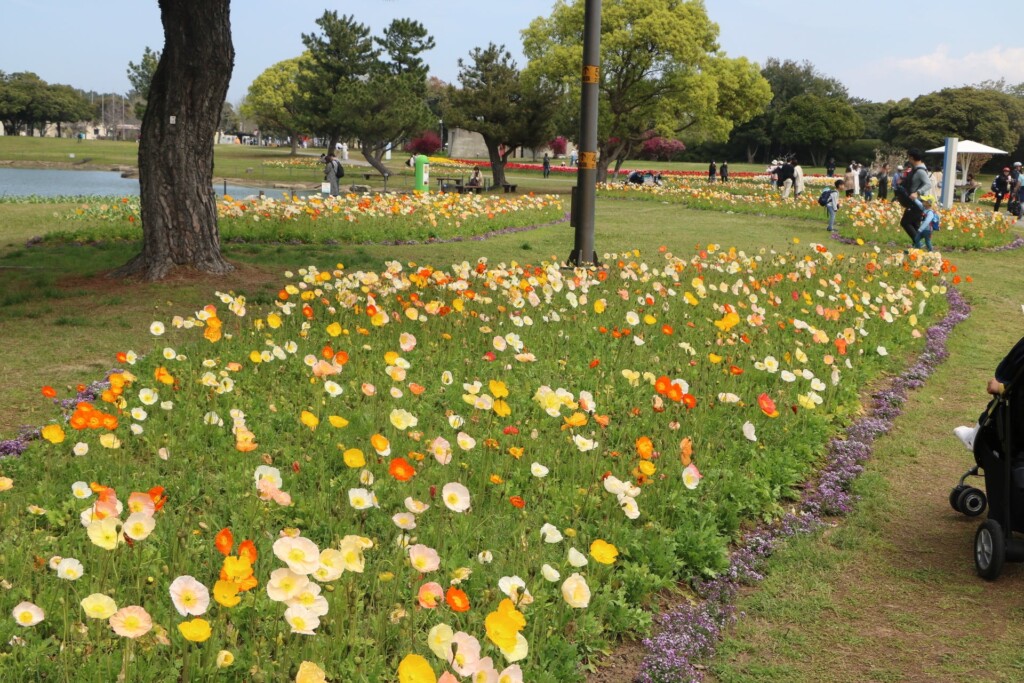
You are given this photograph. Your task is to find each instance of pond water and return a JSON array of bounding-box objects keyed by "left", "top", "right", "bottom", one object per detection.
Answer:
[{"left": 0, "top": 168, "right": 307, "bottom": 199}]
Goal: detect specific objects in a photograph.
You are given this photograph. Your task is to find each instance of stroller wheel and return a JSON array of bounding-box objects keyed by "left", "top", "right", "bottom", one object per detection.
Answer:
[
  {"left": 949, "top": 485, "right": 967, "bottom": 512},
  {"left": 957, "top": 487, "right": 987, "bottom": 517},
  {"left": 976, "top": 519, "right": 1006, "bottom": 580}
]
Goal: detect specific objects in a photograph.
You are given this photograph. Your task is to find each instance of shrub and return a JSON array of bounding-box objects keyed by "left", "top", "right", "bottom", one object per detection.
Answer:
[{"left": 405, "top": 130, "right": 442, "bottom": 155}]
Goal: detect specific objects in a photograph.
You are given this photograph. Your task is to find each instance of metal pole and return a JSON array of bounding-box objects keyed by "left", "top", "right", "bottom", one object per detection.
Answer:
[{"left": 567, "top": 0, "right": 601, "bottom": 267}]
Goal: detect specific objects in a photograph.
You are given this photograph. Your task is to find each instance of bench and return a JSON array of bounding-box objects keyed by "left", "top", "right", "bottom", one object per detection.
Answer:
[
  {"left": 361, "top": 171, "right": 391, "bottom": 191},
  {"left": 502, "top": 183, "right": 517, "bottom": 193}
]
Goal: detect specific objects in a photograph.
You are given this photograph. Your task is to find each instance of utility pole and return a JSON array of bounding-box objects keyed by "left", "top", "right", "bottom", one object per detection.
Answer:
[{"left": 567, "top": 0, "right": 601, "bottom": 267}]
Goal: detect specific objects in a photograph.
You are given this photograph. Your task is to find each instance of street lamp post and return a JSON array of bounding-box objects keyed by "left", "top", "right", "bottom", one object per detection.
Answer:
[
  {"left": 567, "top": 0, "right": 601, "bottom": 267},
  {"left": 439, "top": 119, "right": 445, "bottom": 152}
]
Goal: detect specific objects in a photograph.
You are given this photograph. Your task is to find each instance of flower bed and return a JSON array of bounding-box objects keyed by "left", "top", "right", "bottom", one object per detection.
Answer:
[
  {"left": 598, "top": 181, "right": 1016, "bottom": 250},
  {"left": 48, "top": 193, "right": 565, "bottom": 246},
  {"left": 0, "top": 244, "right": 956, "bottom": 681}
]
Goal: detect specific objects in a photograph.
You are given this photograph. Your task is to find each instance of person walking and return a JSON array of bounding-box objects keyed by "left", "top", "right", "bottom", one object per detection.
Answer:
[
  {"left": 778, "top": 159, "right": 795, "bottom": 198},
  {"left": 825, "top": 179, "right": 844, "bottom": 232},
  {"left": 993, "top": 167, "right": 1012, "bottom": 212},
  {"left": 843, "top": 165, "right": 857, "bottom": 198},
  {"left": 826, "top": 157, "right": 836, "bottom": 178},
  {"left": 877, "top": 163, "right": 890, "bottom": 201},
  {"left": 913, "top": 196, "right": 937, "bottom": 252},
  {"left": 708, "top": 160, "right": 717, "bottom": 182},
  {"left": 792, "top": 159, "right": 805, "bottom": 198},
  {"left": 542, "top": 153, "right": 551, "bottom": 179},
  {"left": 720, "top": 161, "right": 729, "bottom": 182},
  {"left": 898, "top": 149, "right": 931, "bottom": 243}
]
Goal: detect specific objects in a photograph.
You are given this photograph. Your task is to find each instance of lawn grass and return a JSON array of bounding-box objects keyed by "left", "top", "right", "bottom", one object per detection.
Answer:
[
  {"left": 1, "top": 181, "right": 1021, "bottom": 681},
  {"left": 708, "top": 242, "right": 1024, "bottom": 682}
]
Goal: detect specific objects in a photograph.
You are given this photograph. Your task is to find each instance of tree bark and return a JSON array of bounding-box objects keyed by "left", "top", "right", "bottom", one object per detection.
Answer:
[
  {"left": 113, "top": 0, "right": 234, "bottom": 281},
  {"left": 359, "top": 145, "right": 390, "bottom": 177},
  {"left": 483, "top": 139, "right": 508, "bottom": 187}
]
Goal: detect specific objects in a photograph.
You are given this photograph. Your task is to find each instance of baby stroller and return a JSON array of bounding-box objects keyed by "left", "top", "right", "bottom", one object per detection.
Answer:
[{"left": 949, "top": 362, "right": 1024, "bottom": 580}]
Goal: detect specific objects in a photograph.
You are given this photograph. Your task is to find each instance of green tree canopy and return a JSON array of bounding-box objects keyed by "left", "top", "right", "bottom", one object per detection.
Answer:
[
  {"left": 728, "top": 57, "right": 849, "bottom": 163},
  {"left": 297, "top": 11, "right": 378, "bottom": 152},
  {"left": 775, "top": 93, "right": 863, "bottom": 166},
  {"left": 885, "top": 87, "right": 1024, "bottom": 152},
  {"left": 240, "top": 56, "right": 304, "bottom": 153},
  {"left": 522, "top": 0, "right": 770, "bottom": 179},
  {"left": 444, "top": 44, "right": 561, "bottom": 186},
  {"left": 0, "top": 72, "right": 92, "bottom": 137},
  {"left": 127, "top": 47, "right": 161, "bottom": 120},
  {"left": 295, "top": 12, "right": 435, "bottom": 174}
]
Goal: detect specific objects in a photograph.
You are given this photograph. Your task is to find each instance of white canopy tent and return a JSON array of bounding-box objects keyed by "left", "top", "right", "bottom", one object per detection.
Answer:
[{"left": 926, "top": 139, "right": 1008, "bottom": 185}]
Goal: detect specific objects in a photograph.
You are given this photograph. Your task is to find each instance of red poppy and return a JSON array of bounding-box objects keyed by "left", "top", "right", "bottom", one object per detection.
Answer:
[
  {"left": 389, "top": 457, "right": 416, "bottom": 482},
  {"left": 215, "top": 528, "right": 234, "bottom": 556},
  {"left": 589, "top": 359, "right": 600, "bottom": 368},
  {"left": 503, "top": 425, "right": 520, "bottom": 435},
  {"left": 757, "top": 393, "right": 780, "bottom": 418},
  {"left": 729, "top": 365, "right": 743, "bottom": 375},
  {"left": 509, "top": 496, "right": 525, "bottom": 509}
]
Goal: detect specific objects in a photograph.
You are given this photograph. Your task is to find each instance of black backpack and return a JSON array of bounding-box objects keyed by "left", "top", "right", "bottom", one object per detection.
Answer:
[
  {"left": 335, "top": 161, "right": 345, "bottom": 179},
  {"left": 817, "top": 188, "right": 833, "bottom": 206}
]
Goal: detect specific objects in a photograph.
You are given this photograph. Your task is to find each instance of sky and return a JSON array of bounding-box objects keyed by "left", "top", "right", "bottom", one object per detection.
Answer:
[{"left": 3, "top": 0, "right": 1023, "bottom": 107}]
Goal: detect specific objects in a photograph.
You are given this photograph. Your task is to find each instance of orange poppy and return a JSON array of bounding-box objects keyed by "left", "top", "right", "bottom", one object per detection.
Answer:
[
  {"left": 238, "top": 540, "right": 258, "bottom": 565},
  {"left": 41, "top": 386, "right": 57, "bottom": 399},
  {"left": 679, "top": 437, "right": 693, "bottom": 466},
  {"left": 654, "top": 375, "right": 672, "bottom": 395},
  {"left": 509, "top": 496, "right": 526, "bottom": 509},
  {"left": 665, "top": 383, "right": 683, "bottom": 403},
  {"left": 636, "top": 436, "right": 654, "bottom": 460},
  {"left": 215, "top": 528, "right": 234, "bottom": 556},
  {"left": 147, "top": 486, "right": 167, "bottom": 511},
  {"left": 445, "top": 587, "right": 470, "bottom": 612},
  {"left": 388, "top": 457, "right": 416, "bottom": 482},
  {"left": 729, "top": 365, "right": 743, "bottom": 376},
  {"left": 682, "top": 394, "right": 697, "bottom": 409}
]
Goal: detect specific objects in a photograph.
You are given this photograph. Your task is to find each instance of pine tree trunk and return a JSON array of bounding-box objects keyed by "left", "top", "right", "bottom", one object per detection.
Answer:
[
  {"left": 113, "top": 0, "right": 234, "bottom": 281},
  {"left": 484, "top": 140, "right": 507, "bottom": 187}
]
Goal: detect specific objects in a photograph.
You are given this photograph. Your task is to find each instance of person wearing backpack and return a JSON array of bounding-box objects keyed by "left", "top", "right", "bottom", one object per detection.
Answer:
[
  {"left": 822, "top": 179, "right": 845, "bottom": 233},
  {"left": 914, "top": 195, "right": 938, "bottom": 251},
  {"left": 324, "top": 153, "right": 343, "bottom": 196},
  {"left": 898, "top": 149, "right": 931, "bottom": 242}
]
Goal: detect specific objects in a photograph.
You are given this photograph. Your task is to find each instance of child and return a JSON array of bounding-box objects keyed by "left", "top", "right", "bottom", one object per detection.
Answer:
[
  {"left": 913, "top": 195, "right": 937, "bottom": 251},
  {"left": 825, "top": 179, "right": 844, "bottom": 232}
]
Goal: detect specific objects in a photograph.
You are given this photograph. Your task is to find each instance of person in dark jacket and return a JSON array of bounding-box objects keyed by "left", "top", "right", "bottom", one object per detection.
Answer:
[
  {"left": 896, "top": 150, "right": 931, "bottom": 242},
  {"left": 993, "top": 167, "right": 1012, "bottom": 212},
  {"left": 877, "top": 163, "right": 890, "bottom": 200},
  {"left": 708, "top": 160, "right": 717, "bottom": 182},
  {"left": 720, "top": 161, "right": 728, "bottom": 182}
]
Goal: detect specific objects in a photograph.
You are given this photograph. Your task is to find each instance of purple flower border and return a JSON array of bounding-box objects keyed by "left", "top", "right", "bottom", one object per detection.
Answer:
[
  {"left": 0, "top": 380, "right": 106, "bottom": 459},
  {"left": 637, "top": 285, "right": 970, "bottom": 683},
  {"left": 829, "top": 231, "right": 1024, "bottom": 253}
]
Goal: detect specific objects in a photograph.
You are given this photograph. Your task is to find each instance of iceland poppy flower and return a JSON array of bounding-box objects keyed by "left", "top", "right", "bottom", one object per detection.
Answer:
[
  {"left": 445, "top": 586, "right": 470, "bottom": 612},
  {"left": 389, "top": 457, "right": 416, "bottom": 482}
]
